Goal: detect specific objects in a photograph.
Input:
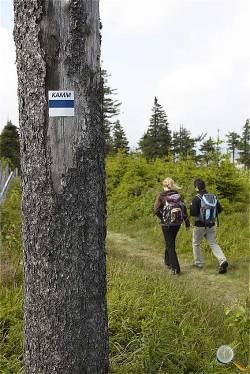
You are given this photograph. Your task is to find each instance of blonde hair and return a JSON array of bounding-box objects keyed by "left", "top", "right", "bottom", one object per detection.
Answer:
[{"left": 162, "top": 177, "right": 181, "bottom": 190}]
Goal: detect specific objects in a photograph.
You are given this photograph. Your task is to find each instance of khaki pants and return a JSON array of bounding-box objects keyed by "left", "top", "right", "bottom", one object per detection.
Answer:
[{"left": 192, "top": 226, "right": 227, "bottom": 266}]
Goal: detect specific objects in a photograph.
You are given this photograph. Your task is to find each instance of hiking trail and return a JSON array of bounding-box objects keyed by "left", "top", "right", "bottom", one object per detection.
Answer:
[{"left": 107, "top": 231, "right": 248, "bottom": 308}]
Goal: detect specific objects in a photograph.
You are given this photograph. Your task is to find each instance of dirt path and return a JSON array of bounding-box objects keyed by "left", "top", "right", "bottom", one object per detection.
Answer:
[{"left": 107, "top": 231, "right": 249, "bottom": 308}]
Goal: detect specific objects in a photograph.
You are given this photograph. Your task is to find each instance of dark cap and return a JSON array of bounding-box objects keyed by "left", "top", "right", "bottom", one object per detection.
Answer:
[{"left": 194, "top": 178, "right": 205, "bottom": 191}]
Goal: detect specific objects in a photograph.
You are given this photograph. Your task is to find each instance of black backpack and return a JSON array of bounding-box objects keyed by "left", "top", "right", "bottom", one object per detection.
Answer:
[{"left": 162, "top": 193, "right": 184, "bottom": 226}]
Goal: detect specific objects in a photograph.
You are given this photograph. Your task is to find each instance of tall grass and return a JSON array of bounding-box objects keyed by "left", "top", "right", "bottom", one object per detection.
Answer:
[
  {"left": 0, "top": 159, "right": 249, "bottom": 373},
  {"left": 106, "top": 154, "right": 249, "bottom": 372},
  {"left": 0, "top": 178, "right": 23, "bottom": 373},
  {"left": 108, "top": 246, "right": 248, "bottom": 373}
]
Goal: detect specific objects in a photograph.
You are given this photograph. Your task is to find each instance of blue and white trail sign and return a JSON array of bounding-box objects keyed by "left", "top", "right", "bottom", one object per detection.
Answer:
[{"left": 48, "top": 91, "right": 74, "bottom": 117}]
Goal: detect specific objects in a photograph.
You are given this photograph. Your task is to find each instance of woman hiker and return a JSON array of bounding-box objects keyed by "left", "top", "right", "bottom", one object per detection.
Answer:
[{"left": 154, "top": 177, "right": 190, "bottom": 275}]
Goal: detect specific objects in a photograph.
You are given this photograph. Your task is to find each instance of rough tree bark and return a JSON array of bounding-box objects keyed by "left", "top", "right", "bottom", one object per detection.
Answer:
[{"left": 13, "top": 0, "right": 109, "bottom": 373}]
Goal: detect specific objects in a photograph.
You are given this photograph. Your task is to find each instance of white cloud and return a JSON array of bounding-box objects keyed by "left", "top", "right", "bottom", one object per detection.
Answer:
[
  {"left": 100, "top": 0, "right": 182, "bottom": 35},
  {"left": 0, "top": 0, "right": 249, "bottom": 145},
  {"left": 154, "top": 1, "right": 250, "bottom": 138},
  {"left": 0, "top": 27, "right": 18, "bottom": 129},
  {"left": 157, "top": 60, "right": 232, "bottom": 116},
  {"left": 156, "top": 57, "right": 248, "bottom": 138},
  {"left": 100, "top": 0, "right": 250, "bottom": 146}
]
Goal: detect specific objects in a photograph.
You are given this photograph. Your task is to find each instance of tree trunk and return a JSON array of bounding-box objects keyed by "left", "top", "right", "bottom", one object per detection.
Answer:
[{"left": 13, "top": 1, "right": 109, "bottom": 373}]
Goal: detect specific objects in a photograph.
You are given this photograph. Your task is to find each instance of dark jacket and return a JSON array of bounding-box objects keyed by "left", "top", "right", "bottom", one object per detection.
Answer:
[
  {"left": 154, "top": 190, "right": 190, "bottom": 227},
  {"left": 190, "top": 189, "right": 222, "bottom": 227}
]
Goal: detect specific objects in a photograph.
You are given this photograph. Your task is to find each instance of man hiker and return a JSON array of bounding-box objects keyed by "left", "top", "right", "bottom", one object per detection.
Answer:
[{"left": 190, "top": 178, "right": 228, "bottom": 274}]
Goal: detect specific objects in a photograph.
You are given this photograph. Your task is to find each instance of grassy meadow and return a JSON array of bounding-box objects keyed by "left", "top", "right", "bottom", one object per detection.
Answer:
[{"left": 0, "top": 155, "right": 249, "bottom": 373}]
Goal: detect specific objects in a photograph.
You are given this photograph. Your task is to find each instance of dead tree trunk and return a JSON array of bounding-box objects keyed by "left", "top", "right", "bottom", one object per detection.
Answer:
[{"left": 13, "top": 0, "right": 109, "bottom": 373}]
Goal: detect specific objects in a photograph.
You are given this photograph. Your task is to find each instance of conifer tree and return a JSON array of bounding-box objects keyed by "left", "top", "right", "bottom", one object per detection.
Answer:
[
  {"left": 199, "top": 137, "right": 216, "bottom": 165},
  {"left": 238, "top": 119, "right": 250, "bottom": 169},
  {"left": 102, "top": 69, "right": 121, "bottom": 155},
  {"left": 0, "top": 120, "right": 20, "bottom": 170},
  {"left": 226, "top": 131, "right": 240, "bottom": 164},
  {"left": 171, "top": 125, "right": 196, "bottom": 161},
  {"left": 112, "top": 120, "right": 129, "bottom": 154},
  {"left": 139, "top": 97, "right": 171, "bottom": 159}
]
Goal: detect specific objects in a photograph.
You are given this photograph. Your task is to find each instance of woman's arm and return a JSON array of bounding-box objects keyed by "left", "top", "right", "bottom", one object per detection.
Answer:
[{"left": 153, "top": 195, "right": 162, "bottom": 218}]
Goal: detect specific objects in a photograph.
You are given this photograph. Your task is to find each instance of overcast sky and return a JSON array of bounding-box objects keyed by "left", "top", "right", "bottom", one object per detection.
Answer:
[{"left": 0, "top": 0, "right": 249, "bottom": 148}]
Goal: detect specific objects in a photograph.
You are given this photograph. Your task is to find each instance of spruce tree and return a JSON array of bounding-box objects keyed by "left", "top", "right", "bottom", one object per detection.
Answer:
[
  {"left": 139, "top": 97, "right": 171, "bottom": 159},
  {"left": 199, "top": 137, "right": 216, "bottom": 165},
  {"left": 238, "top": 119, "right": 250, "bottom": 169},
  {"left": 0, "top": 120, "right": 20, "bottom": 170},
  {"left": 138, "top": 132, "right": 152, "bottom": 158},
  {"left": 171, "top": 126, "right": 196, "bottom": 161},
  {"left": 226, "top": 131, "right": 240, "bottom": 164},
  {"left": 102, "top": 69, "right": 121, "bottom": 155},
  {"left": 112, "top": 120, "right": 129, "bottom": 154}
]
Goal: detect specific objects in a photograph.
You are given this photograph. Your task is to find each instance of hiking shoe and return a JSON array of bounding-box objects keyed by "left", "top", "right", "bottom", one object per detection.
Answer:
[
  {"left": 171, "top": 269, "right": 180, "bottom": 276},
  {"left": 218, "top": 261, "right": 228, "bottom": 274},
  {"left": 193, "top": 263, "right": 203, "bottom": 269}
]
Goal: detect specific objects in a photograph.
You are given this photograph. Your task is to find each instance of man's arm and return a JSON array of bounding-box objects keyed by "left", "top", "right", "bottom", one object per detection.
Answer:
[
  {"left": 217, "top": 200, "right": 223, "bottom": 214},
  {"left": 182, "top": 203, "right": 191, "bottom": 227}
]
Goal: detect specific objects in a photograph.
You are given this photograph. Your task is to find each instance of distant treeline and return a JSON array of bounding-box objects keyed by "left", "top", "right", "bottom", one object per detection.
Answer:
[
  {"left": 102, "top": 70, "right": 250, "bottom": 169},
  {"left": 1, "top": 70, "right": 249, "bottom": 170}
]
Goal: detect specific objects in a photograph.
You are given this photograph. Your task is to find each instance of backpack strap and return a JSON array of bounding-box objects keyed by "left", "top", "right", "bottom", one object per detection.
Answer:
[
  {"left": 196, "top": 193, "right": 208, "bottom": 227},
  {"left": 215, "top": 197, "right": 219, "bottom": 227}
]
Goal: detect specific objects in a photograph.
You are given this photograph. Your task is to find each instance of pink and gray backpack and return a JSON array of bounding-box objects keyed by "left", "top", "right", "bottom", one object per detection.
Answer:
[{"left": 162, "top": 193, "right": 184, "bottom": 226}]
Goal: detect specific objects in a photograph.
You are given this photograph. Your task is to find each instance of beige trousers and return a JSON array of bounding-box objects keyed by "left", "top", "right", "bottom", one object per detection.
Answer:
[{"left": 192, "top": 226, "right": 227, "bottom": 266}]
